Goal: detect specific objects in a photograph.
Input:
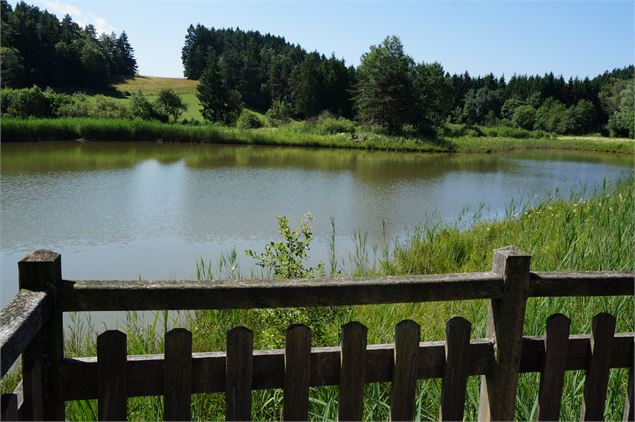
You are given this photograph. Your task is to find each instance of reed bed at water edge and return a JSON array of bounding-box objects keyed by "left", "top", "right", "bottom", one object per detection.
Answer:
[{"left": 3, "top": 117, "right": 634, "bottom": 154}]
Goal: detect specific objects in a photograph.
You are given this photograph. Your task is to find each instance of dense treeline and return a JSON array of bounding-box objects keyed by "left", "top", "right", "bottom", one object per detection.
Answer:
[
  {"left": 0, "top": 0, "right": 137, "bottom": 88},
  {"left": 185, "top": 27, "right": 633, "bottom": 137},
  {"left": 182, "top": 25, "right": 355, "bottom": 117}
]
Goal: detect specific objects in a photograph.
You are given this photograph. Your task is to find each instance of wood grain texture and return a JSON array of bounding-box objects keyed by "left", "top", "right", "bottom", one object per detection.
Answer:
[
  {"left": 20, "top": 342, "right": 43, "bottom": 421},
  {"left": 97, "top": 330, "right": 127, "bottom": 421},
  {"left": 54, "top": 270, "right": 635, "bottom": 312},
  {"left": 338, "top": 322, "right": 367, "bottom": 421},
  {"left": 440, "top": 317, "right": 471, "bottom": 421},
  {"left": 391, "top": 320, "right": 420, "bottom": 421},
  {"left": 283, "top": 325, "right": 312, "bottom": 421},
  {"left": 529, "top": 271, "right": 634, "bottom": 297},
  {"left": 479, "top": 246, "right": 531, "bottom": 422},
  {"left": 18, "top": 250, "right": 65, "bottom": 421},
  {"left": 18, "top": 250, "right": 61, "bottom": 292},
  {"left": 60, "top": 334, "right": 634, "bottom": 401},
  {"left": 580, "top": 313, "right": 616, "bottom": 421},
  {"left": 226, "top": 327, "right": 253, "bottom": 421},
  {"left": 537, "top": 313, "right": 570, "bottom": 421},
  {"left": 56, "top": 272, "right": 503, "bottom": 311},
  {"left": 0, "top": 290, "right": 50, "bottom": 377},
  {"left": 164, "top": 328, "right": 192, "bottom": 421}
]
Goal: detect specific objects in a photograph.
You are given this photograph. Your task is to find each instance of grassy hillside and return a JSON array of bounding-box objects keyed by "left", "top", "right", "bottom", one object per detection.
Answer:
[{"left": 112, "top": 75, "right": 203, "bottom": 121}]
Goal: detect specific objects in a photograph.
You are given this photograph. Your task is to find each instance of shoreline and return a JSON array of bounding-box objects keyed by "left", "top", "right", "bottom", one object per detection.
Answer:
[{"left": 2, "top": 117, "right": 633, "bottom": 155}]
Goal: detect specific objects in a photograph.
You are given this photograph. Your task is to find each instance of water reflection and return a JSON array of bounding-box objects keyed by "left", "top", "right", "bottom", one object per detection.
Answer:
[{"left": 1, "top": 141, "right": 632, "bottom": 309}]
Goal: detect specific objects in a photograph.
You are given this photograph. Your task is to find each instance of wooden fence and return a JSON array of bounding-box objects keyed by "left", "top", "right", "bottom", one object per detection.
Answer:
[{"left": 0, "top": 246, "right": 633, "bottom": 421}]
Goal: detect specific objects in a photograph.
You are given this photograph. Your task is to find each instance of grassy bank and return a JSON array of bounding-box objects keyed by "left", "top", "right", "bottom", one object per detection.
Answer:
[
  {"left": 0, "top": 176, "right": 622, "bottom": 420},
  {"left": 3, "top": 117, "right": 634, "bottom": 154}
]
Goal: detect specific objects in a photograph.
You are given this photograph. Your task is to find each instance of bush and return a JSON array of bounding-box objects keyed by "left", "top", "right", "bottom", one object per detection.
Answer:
[
  {"left": 43, "top": 88, "right": 74, "bottom": 117},
  {"left": 480, "top": 126, "right": 551, "bottom": 139},
  {"left": 236, "top": 109, "right": 265, "bottom": 129},
  {"left": 57, "top": 93, "right": 91, "bottom": 117},
  {"left": 246, "top": 213, "right": 323, "bottom": 279},
  {"left": 128, "top": 91, "right": 155, "bottom": 120},
  {"left": 244, "top": 213, "right": 345, "bottom": 347},
  {"left": 2, "top": 86, "right": 52, "bottom": 117},
  {"left": 88, "top": 95, "right": 129, "bottom": 119},
  {"left": 440, "top": 123, "right": 483, "bottom": 138},
  {"left": 153, "top": 89, "right": 187, "bottom": 123},
  {"left": 265, "top": 100, "right": 291, "bottom": 125},
  {"left": 313, "top": 114, "right": 356, "bottom": 135}
]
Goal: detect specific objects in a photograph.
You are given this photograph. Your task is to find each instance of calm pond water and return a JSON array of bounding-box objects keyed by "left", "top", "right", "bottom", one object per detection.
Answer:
[{"left": 1, "top": 141, "right": 632, "bottom": 306}]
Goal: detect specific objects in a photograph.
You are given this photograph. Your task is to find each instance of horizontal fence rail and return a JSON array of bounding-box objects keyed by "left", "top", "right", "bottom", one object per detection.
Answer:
[
  {"left": 0, "top": 247, "right": 633, "bottom": 421},
  {"left": 56, "top": 272, "right": 503, "bottom": 311},
  {"left": 529, "top": 271, "right": 635, "bottom": 297},
  {"left": 55, "top": 270, "right": 633, "bottom": 312},
  {"left": 0, "top": 291, "right": 50, "bottom": 377}
]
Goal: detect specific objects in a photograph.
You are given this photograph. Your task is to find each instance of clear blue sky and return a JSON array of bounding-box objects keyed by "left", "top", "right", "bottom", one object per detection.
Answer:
[{"left": 27, "top": 0, "right": 635, "bottom": 78}]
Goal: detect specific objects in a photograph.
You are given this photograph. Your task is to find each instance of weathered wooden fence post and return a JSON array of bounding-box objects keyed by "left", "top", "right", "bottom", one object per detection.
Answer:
[
  {"left": 19, "top": 250, "right": 65, "bottom": 420},
  {"left": 478, "top": 246, "right": 531, "bottom": 421}
]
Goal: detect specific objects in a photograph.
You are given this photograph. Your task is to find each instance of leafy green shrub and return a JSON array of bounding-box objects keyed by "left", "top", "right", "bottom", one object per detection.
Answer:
[
  {"left": 314, "top": 113, "right": 356, "bottom": 135},
  {"left": 245, "top": 213, "right": 346, "bottom": 347},
  {"left": 88, "top": 95, "right": 129, "bottom": 119},
  {"left": 128, "top": 91, "right": 155, "bottom": 120},
  {"left": 246, "top": 213, "right": 323, "bottom": 279},
  {"left": 2, "top": 86, "right": 52, "bottom": 117},
  {"left": 43, "top": 88, "right": 74, "bottom": 117},
  {"left": 236, "top": 109, "right": 265, "bottom": 129},
  {"left": 153, "top": 89, "right": 187, "bottom": 123},
  {"left": 265, "top": 100, "right": 292, "bottom": 125},
  {"left": 441, "top": 123, "right": 483, "bottom": 138},
  {"left": 57, "top": 93, "right": 91, "bottom": 117},
  {"left": 479, "top": 126, "right": 551, "bottom": 139}
]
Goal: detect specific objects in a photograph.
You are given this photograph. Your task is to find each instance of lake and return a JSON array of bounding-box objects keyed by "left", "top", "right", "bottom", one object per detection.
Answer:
[{"left": 1, "top": 141, "right": 632, "bottom": 307}]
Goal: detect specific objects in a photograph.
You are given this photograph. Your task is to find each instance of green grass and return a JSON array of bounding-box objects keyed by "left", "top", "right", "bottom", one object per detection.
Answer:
[
  {"left": 3, "top": 117, "right": 634, "bottom": 155},
  {"left": 4, "top": 176, "right": 629, "bottom": 420},
  {"left": 110, "top": 75, "right": 203, "bottom": 120}
]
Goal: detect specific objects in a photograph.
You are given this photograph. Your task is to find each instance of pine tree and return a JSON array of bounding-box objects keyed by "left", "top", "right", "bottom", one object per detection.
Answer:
[
  {"left": 196, "top": 54, "right": 241, "bottom": 124},
  {"left": 115, "top": 32, "right": 137, "bottom": 76},
  {"left": 352, "top": 36, "right": 415, "bottom": 134}
]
